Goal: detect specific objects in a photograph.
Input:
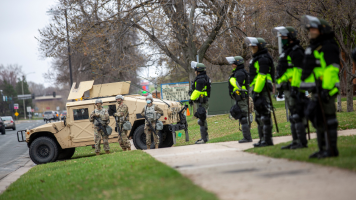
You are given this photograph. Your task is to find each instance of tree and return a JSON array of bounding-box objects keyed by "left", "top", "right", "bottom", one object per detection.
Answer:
[
  {"left": 15, "top": 77, "right": 32, "bottom": 118},
  {"left": 0, "top": 80, "right": 17, "bottom": 116}
]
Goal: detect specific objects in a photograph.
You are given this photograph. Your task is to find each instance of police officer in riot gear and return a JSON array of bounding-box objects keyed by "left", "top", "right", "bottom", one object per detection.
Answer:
[
  {"left": 189, "top": 61, "right": 211, "bottom": 144},
  {"left": 245, "top": 37, "right": 275, "bottom": 147},
  {"left": 226, "top": 56, "right": 252, "bottom": 143},
  {"left": 352, "top": 48, "right": 356, "bottom": 63},
  {"left": 300, "top": 15, "right": 340, "bottom": 158},
  {"left": 273, "top": 26, "right": 308, "bottom": 149}
]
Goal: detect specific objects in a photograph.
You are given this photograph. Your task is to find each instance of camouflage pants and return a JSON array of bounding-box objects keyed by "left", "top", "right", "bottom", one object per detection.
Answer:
[
  {"left": 118, "top": 123, "right": 131, "bottom": 149},
  {"left": 145, "top": 121, "right": 159, "bottom": 147},
  {"left": 94, "top": 128, "right": 110, "bottom": 153}
]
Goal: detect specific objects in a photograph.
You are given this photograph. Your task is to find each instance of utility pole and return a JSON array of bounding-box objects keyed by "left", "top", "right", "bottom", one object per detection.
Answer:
[
  {"left": 65, "top": 9, "right": 73, "bottom": 88},
  {"left": 22, "top": 75, "right": 26, "bottom": 119}
]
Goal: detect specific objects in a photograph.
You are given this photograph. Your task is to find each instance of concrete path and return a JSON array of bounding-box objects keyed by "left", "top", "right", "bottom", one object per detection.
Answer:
[{"left": 146, "top": 129, "right": 356, "bottom": 200}]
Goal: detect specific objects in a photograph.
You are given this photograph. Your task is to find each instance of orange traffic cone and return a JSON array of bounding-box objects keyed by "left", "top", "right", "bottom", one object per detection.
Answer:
[{"left": 186, "top": 107, "right": 190, "bottom": 116}]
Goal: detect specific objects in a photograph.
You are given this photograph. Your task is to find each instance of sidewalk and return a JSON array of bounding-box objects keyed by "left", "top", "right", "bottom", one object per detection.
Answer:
[{"left": 146, "top": 129, "right": 356, "bottom": 200}]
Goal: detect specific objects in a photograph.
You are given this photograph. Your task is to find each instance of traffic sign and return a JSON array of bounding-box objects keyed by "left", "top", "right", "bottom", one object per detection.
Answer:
[
  {"left": 14, "top": 103, "right": 19, "bottom": 110},
  {"left": 31, "top": 109, "right": 34, "bottom": 112},
  {"left": 161, "top": 82, "right": 190, "bottom": 102},
  {"left": 27, "top": 106, "right": 31, "bottom": 112},
  {"left": 15, "top": 112, "right": 19, "bottom": 117},
  {"left": 18, "top": 94, "right": 32, "bottom": 100}
]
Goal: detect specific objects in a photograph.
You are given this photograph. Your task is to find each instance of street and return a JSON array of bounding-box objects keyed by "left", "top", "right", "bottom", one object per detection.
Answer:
[{"left": 0, "top": 120, "right": 45, "bottom": 180}]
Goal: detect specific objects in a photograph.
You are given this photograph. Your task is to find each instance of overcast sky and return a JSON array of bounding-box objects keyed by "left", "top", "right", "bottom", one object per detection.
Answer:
[{"left": 0, "top": 0, "right": 56, "bottom": 87}]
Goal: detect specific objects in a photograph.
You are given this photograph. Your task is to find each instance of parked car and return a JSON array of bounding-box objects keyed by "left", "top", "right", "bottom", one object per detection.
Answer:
[
  {"left": 43, "top": 111, "right": 57, "bottom": 122},
  {"left": 60, "top": 110, "right": 67, "bottom": 120},
  {"left": 0, "top": 118, "right": 5, "bottom": 134},
  {"left": 1, "top": 116, "right": 16, "bottom": 130}
]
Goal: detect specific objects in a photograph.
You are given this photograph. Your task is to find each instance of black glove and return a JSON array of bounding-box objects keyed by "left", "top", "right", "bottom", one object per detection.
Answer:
[
  {"left": 189, "top": 99, "right": 193, "bottom": 106},
  {"left": 321, "top": 89, "right": 330, "bottom": 103},
  {"left": 277, "top": 91, "right": 284, "bottom": 99},
  {"left": 188, "top": 90, "right": 193, "bottom": 96}
]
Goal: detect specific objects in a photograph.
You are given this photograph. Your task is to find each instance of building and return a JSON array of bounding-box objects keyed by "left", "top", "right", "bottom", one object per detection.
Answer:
[{"left": 33, "top": 95, "right": 65, "bottom": 113}]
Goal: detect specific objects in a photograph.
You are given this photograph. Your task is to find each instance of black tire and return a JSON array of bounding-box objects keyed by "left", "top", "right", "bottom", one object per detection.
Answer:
[
  {"left": 57, "top": 148, "right": 76, "bottom": 160},
  {"left": 160, "top": 129, "right": 175, "bottom": 148},
  {"left": 29, "top": 137, "right": 59, "bottom": 164},
  {"left": 1, "top": 128, "right": 5, "bottom": 135},
  {"left": 12, "top": 126, "right": 16, "bottom": 131},
  {"left": 133, "top": 124, "right": 162, "bottom": 150}
]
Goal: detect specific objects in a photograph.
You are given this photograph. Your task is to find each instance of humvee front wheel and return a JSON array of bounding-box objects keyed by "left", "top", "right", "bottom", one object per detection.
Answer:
[
  {"left": 58, "top": 148, "right": 76, "bottom": 160},
  {"left": 29, "top": 137, "right": 59, "bottom": 164},
  {"left": 160, "top": 129, "right": 175, "bottom": 148},
  {"left": 133, "top": 124, "right": 162, "bottom": 150}
]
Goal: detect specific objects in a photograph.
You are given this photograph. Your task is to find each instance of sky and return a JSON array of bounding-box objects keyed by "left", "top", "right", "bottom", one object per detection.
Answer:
[{"left": 0, "top": 0, "right": 56, "bottom": 87}]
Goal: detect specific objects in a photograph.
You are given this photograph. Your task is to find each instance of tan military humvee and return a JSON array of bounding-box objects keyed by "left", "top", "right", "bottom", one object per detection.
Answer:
[{"left": 17, "top": 81, "right": 188, "bottom": 164}]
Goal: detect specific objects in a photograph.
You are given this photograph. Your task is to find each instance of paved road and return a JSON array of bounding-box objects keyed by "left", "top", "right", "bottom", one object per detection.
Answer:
[
  {"left": 146, "top": 130, "right": 356, "bottom": 200},
  {"left": 0, "top": 120, "right": 45, "bottom": 180}
]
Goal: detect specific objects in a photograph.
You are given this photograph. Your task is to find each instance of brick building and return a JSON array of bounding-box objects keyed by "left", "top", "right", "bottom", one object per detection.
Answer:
[{"left": 33, "top": 95, "right": 65, "bottom": 113}]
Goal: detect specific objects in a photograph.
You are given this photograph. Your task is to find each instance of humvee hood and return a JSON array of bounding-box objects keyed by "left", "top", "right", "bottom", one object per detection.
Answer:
[{"left": 30, "top": 121, "right": 66, "bottom": 134}]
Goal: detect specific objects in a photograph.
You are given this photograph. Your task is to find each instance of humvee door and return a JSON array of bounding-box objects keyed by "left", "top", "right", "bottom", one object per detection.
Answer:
[{"left": 69, "top": 104, "right": 95, "bottom": 142}]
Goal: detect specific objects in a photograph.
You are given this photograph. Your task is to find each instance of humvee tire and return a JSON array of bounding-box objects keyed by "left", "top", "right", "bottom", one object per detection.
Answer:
[
  {"left": 29, "top": 137, "right": 59, "bottom": 164},
  {"left": 58, "top": 148, "right": 76, "bottom": 160},
  {"left": 133, "top": 124, "right": 163, "bottom": 150}
]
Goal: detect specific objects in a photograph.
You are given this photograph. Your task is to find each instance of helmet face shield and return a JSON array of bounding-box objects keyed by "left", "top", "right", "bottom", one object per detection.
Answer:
[
  {"left": 225, "top": 57, "right": 235, "bottom": 64},
  {"left": 191, "top": 61, "right": 197, "bottom": 70},
  {"left": 244, "top": 37, "right": 259, "bottom": 47},
  {"left": 273, "top": 26, "right": 289, "bottom": 37},
  {"left": 301, "top": 15, "right": 320, "bottom": 29}
]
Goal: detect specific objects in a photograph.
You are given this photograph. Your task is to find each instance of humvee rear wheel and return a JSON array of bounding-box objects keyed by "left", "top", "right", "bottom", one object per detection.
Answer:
[
  {"left": 58, "top": 148, "right": 76, "bottom": 160},
  {"left": 29, "top": 137, "right": 59, "bottom": 164},
  {"left": 133, "top": 124, "right": 162, "bottom": 150}
]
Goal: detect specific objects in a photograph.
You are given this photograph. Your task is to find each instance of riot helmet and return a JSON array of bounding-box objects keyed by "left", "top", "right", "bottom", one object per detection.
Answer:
[
  {"left": 273, "top": 26, "right": 297, "bottom": 40},
  {"left": 301, "top": 15, "right": 332, "bottom": 34},
  {"left": 191, "top": 61, "right": 206, "bottom": 72},
  {"left": 225, "top": 56, "right": 244, "bottom": 66},
  {"left": 244, "top": 37, "right": 267, "bottom": 49}
]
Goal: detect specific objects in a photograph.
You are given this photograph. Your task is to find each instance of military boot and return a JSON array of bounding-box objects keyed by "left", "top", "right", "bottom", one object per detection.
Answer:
[
  {"left": 147, "top": 145, "right": 150, "bottom": 150},
  {"left": 290, "top": 122, "right": 308, "bottom": 149},
  {"left": 281, "top": 122, "right": 298, "bottom": 149},
  {"left": 96, "top": 152, "right": 100, "bottom": 156},
  {"left": 127, "top": 147, "right": 131, "bottom": 151},
  {"left": 155, "top": 144, "right": 159, "bottom": 149},
  {"left": 260, "top": 125, "right": 274, "bottom": 147},
  {"left": 253, "top": 126, "right": 264, "bottom": 147},
  {"left": 122, "top": 148, "right": 127, "bottom": 151},
  {"left": 105, "top": 150, "right": 110, "bottom": 154}
]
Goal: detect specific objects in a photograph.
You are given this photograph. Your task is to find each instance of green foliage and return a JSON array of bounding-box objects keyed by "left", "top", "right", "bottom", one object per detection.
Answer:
[
  {"left": 0, "top": 80, "right": 17, "bottom": 116},
  {"left": 246, "top": 135, "right": 356, "bottom": 172},
  {"left": 0, "top": 151, "right": 217, "bottom": 200},
  {"left": 15, "top": 77, "right": 32, "bottom": 117}
]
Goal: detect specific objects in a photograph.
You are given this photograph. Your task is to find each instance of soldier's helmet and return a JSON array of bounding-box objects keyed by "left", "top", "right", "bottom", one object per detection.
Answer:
[
  {"left": 244, "top": 37, "right": 267, "bottom": 49},
  {"left": 115, "top": 95, "right": 124, "bottom": 100},
  {"left": 272, "top": 26, "right": 297, "bottom": 40},
  {"left": 225, "top": 56, "right": 244, "bottom": 65},
  {"left": 95, "top": 99, "right": 103, "bottom": 104},
  {"left": 191, "top": 61, "right": 206, "bottom": 72},
  {"left": 146, "top": 94, "right": 153, "bottom": 101},
  {"left": 301, "top": 15, "right": 332, "bottom": 34}
]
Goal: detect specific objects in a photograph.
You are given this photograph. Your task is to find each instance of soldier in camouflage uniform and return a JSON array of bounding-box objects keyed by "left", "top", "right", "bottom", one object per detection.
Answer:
[
  {"left": 141, "top": 95, "right": 164, "bottom": 149},
  {"left": 89, "top": 99, "right": 110, "bottom": 155},
  {"left": 114, "top": 95, "right": 131, "bottom": 151}
]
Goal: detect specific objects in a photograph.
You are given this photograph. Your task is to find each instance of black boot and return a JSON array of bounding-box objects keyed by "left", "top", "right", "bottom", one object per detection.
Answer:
[
  {"left": 196, "top": 125, "right": 208, "bottom": 144},
  {"left": 260, "top": 125, "right": 274, "bottom": 147},
  {"left": 290, "top": 122, "right": 308, "bottom": 149},
  {"left": 281, "top": 122, "right": 298, "bottom": 150},
  {"left": 319, "top": 128, "right": 339, "bottom": 158},
  {"left": 239, "top": 117, "right": 252, "bottom": 143},
  {"left": 309, "top": 151, "right": 323, "bottom": 159},
  {"left": 253, "top": 126, "right": 264, "bottom": 147}
]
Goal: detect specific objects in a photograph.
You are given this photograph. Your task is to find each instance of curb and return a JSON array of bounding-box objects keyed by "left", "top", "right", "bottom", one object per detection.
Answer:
[{"left": 0, "top": 160, "right": 35, "bottom": 194}]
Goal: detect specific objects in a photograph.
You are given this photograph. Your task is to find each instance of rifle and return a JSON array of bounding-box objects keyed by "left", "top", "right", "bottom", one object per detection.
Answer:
[
  {"left": 266, "top": 85, "right": 279, "bottom": 133},
  {"left": 114, "top": 116, "right": 124, "bottom": 143},
  {"left": 143, "top": 108, "right": 158, "bottom": 137},
  {"left": 312, "top": 72, "right": 334, "bottom": 156},
  {"left": 92, "top": 116, "right": 109, "bottom": 136}
]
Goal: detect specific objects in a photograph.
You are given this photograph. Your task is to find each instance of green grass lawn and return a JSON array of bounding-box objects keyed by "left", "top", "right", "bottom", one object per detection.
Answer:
[
  {"left": 246, "top": 135, "right": 356, "bottom": 172},
  {"left": 0, "top": 150, "right": 217, "bottom": 200},
  {"left": 175, "top": 100, "right": 356, "bottom": 145}
]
